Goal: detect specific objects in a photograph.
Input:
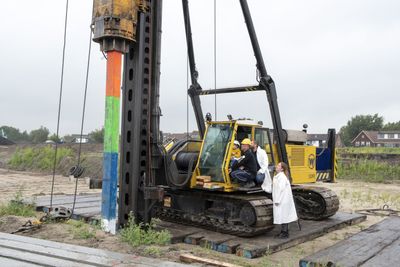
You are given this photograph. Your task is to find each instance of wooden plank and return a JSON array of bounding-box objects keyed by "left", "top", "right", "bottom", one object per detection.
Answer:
[
  {"left": 33, "top": 196, "right": 101, "bottom": 208},
  {"left": 157, "top": 221, "right": 202, "bottom": 244},
  {"left": 199, "top": 232, "right": 236, "bottom": 251},
  {"left": 184, "top": 233, "right": 205, "bottom": 245},
  {"left": 216, "top": 239, "right": 241, "bottom": 254},
  {"left": 180, "top": 253, "right": 241, "bottom": 267},
  {"left": 300, "top": 217, "right": 400, "bottom": 267},
  {"left": 235, "top": 212, "right": 366, "bottom": 258},
  {"left": 361, "top": 237, "right": 400, "bottom": 267},
  {"left": 28, "top": 193, "right": 100, "bottom": 203}
]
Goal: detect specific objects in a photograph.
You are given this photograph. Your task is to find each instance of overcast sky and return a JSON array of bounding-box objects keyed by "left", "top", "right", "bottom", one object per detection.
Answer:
[{"left": 1, "top": 0, "right": 399, "bottom": 135}]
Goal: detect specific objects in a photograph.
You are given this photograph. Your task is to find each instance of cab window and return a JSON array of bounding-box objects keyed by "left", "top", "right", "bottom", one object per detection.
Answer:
[{"left": 236, "top": 126, "right": 252, "bottom": 142}]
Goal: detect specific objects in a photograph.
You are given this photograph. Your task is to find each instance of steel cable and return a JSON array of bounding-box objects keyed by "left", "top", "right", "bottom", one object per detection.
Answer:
[
  {"left": 70, "top": 28, "right": 93, "bottom": 216},
  {"left": 213, "top": 0, "right": 217, "bottom": 120},
  {"left": 49, "top": 0, "right": 69, "bottom": 210}
]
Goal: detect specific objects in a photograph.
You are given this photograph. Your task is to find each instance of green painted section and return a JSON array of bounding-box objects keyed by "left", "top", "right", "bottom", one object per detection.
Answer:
[{"left": 104, "top": 96, "right": 120, "bottom": 153}]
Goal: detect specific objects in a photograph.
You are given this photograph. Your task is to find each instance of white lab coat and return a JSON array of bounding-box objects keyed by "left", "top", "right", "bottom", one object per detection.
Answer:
[
  {"left": 255, "top": 147, "right": 272, "bottom": 193},
  {"left": 272, "top": 172, "right": 298, "bottom": 224}
]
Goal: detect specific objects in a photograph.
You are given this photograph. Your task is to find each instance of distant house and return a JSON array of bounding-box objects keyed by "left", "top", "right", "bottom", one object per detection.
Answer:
[
  {"left": 70, "top": 134, "right": 91, "bottom": 144},
  {"left": 306, "top": 134, "right": 328, "bottom": 147},
  {"left": 0, "top": 136, "right": 15, "bottom": 146},
  {"left": 163, "top": 131, "right": 200, "bottom": 141},
  {"left": 351, "top": 130, "right": 400, "bottom": 147},
  {"left": 306, "top": 133, "right": 343, "bottom": 148}
]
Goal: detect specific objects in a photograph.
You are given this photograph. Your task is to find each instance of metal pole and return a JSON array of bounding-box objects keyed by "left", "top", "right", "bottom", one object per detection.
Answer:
[{"left": 101, "top": 51, "right": 122, "bottom": 234}]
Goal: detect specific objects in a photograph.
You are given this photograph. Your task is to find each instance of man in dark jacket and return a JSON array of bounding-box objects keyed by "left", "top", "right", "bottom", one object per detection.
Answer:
[{"left": 230, "top": 138, "right": 257, "bottom": 188}]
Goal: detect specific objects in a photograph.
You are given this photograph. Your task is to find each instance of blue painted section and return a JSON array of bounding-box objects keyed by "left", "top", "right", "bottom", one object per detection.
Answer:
[
  {"left": 216, "top": 244, "right": 228, "bottom": 253},
  {"left": 101, "top": 152, "right": 118, "bottom": 220},
  {"left": 316, "top": 148, "right": 332, "bottom": 171}
]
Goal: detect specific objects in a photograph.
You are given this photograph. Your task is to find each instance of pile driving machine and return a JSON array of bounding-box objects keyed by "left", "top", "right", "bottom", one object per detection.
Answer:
[{"left": 92, "top": 0, "right": 339, "bottom": 236}]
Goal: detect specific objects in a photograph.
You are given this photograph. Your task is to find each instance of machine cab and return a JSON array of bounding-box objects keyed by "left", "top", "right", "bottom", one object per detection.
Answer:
[{"left": 190, "top": 120, "right": 274, "bottom": 192}]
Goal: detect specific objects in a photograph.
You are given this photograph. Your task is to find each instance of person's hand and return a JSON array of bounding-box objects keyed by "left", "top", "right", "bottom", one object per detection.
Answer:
[{"left": 239, "top": 166, "right": 244, "bottom": 170}]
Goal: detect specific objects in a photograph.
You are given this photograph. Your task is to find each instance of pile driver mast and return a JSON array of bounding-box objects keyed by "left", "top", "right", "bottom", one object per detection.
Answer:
[
  {"left": 91, "top": 0, "right": 339, "bottom": 234},
  {"left": 92, "top": 0, "right": 165, "bottom": 229}
]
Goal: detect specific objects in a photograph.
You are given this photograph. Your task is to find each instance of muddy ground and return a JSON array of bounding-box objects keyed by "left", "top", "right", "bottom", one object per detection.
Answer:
[{"left": 0, "top": 168, "right": 399, "bottom": 266}]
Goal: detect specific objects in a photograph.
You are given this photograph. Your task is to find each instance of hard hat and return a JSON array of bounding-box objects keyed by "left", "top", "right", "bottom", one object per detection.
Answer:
[
  {"left": 234, "top": 140, "right": 240, "bottom": 147},
  {"left": 241, "top": 138, "right": 251, "bottom": 145}
]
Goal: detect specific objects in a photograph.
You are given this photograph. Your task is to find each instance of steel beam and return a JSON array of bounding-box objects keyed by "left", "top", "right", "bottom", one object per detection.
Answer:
[{"left": 239, "top": 0, "right": 289, "bottom": 167}]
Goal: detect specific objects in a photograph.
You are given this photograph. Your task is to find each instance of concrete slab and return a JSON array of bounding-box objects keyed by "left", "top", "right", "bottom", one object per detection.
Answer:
[{"left": 0, "top": 232, "right": 188, "bottom": 267}]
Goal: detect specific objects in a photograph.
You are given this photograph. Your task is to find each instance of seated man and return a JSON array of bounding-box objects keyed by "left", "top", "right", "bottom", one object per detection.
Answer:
[
  {"left": 231, "top": 140, "right": 241, "bottom": 159},
  {"left": 251, "top": 140, "right": 272, "bottom": 189},
  {"left": 230, "top": 138, "right": 258, "bottom": 188}
]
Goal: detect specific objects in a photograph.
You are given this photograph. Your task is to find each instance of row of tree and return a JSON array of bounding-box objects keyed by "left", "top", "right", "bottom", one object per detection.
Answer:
[
  {"left": 0, "top": 126, "right": 104, "bottom": 144},
  {"left": 340, "top": 114, "right": 400, "bottom": 146},
  {"left": 2, "top": 114, "right": 398, "bottom": 146}
]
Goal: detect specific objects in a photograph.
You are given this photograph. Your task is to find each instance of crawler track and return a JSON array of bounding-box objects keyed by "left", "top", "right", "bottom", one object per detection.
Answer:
[
  {"left": 154, "top": 190, "right": 274, "bottom": 237},
  {"left": 293, "top": 186, "right": 339, "bottom": 220}
]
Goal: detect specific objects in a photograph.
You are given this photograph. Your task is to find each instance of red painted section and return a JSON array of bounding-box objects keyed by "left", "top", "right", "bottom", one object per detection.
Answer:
[{"left": 106, "top": 51, "right": 122, "bottom": 97}]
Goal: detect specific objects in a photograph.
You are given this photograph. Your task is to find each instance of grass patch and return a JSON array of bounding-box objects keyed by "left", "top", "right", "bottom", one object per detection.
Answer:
[
  {"left": 339, "top": 189, "right": 400, "bottom": 210},
  {"left": 142, "top": 246, "right": 163, "bottom": 257},
  {"left": 8, "top": 146, "right": 73, "bottom": 171},
  {"left": 338, "top": 147, "right": 400, "bottom": 155},
  {"left": 67, "top": 219, "right": 96, "bottom": 239},
  {"left": 337, "top": 159, "right": 400, "bottom": 183},
  {"left": 120, "top": 216, "right": 171, "bottom": 247},
  {"left": 0, "top": 190, "right": 36, "bottom": 217}
]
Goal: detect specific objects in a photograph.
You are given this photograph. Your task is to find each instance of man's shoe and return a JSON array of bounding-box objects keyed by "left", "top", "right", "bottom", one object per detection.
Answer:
[{"left": 242, "top": 181, "right": 255, "bottom": 188}]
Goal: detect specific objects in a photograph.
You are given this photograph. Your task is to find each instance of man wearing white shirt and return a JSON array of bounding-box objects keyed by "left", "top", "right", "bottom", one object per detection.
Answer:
[{"left": 251, "top": 140, "right": 272, "bottom": 187}]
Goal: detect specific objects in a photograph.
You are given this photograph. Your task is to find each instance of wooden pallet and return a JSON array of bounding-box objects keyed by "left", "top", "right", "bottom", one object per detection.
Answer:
[
  {"left": 0, "top": 232, "right": 186, "bottom": 267},
  {"left": 26, "top": 194, "right": 366, "bottom": 259},
  {"left": 26, "top": 193, "right": 101, "bottom": 222},
  {"left": 166, "top": 212, "right": 366, "bottom": 259},
  {"left": 300, "top": 216, "right": 400, "bottom": 267}
]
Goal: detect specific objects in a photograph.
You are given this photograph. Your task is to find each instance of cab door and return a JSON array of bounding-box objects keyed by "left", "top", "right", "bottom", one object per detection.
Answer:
[{"left": 254, "top": 128, "right": 275, "bottom": 169}]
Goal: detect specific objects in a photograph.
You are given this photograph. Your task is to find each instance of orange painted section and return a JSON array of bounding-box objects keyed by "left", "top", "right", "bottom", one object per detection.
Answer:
[{"left": 106, "top": 51, "right": 122, "bottom": 97}]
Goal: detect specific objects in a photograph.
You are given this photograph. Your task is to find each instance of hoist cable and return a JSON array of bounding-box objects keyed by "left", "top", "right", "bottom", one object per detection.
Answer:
[
  {"left": 49, "top": 0, "right": 69, "bottom": 210},
  {"left": 213, "top": 0, "right": 217, "bottom": 120},
  {"left": 186, "top": 54, "right": 190, "bottom": 143},
  {"left": 71, "top": 28, "right": 93, "bottom": 216}
]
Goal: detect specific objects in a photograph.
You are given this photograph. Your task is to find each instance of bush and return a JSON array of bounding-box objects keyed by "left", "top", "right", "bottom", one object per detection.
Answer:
[
  {"left": 8, "top": 146, "right": 73, "bottom": 171},
  {"left": 120, "top": 215, "right": 171, "bottom": 247},
  {"left": 0, "top": 191, "right": 36, "bottom": 217}
]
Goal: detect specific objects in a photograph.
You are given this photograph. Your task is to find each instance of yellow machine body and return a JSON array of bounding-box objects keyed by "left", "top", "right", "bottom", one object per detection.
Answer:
[{"left": 188, "top": 120, "right": 335, "bottom": 192}]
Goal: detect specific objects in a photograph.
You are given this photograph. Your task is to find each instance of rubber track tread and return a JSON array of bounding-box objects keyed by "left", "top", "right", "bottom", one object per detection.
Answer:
[
  {"left": 154, "top": 190, "right": 274, "bottom": 237},
  {"left": 292, "top": 186, "right": 339, "bottom": 220}
]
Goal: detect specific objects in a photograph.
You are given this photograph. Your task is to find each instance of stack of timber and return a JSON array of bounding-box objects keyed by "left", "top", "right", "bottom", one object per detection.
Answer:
[{"left": 300, "top": 216, "right": 400, "bottom": 267}]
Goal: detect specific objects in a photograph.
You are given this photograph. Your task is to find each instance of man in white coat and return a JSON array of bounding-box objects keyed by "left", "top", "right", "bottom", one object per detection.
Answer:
[
  {"left": 250, "top": 140, "right": 272, "bottom": 191},
  {"left": 272, "top": 162, "right": 298, "bottom": 238}
]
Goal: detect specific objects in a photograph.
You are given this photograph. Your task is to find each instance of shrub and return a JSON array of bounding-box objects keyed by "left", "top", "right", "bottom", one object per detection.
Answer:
[
  {"left": 337, "top": 159, "right": 400, "bottom": 182},
  {"left": 8, "top": 146, "right": 73, "bottom": 172},
  {"left": 120, "top": 215, "right": 171, "bottom": 247},
  {"left": 0, "top": 191, "right": 36, "bottom": 217}
]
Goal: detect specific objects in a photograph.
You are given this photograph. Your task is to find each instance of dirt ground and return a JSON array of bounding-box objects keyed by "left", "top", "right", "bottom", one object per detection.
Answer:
[{"left": 0, "top": 168, "right": 399, "bottom": 266}]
